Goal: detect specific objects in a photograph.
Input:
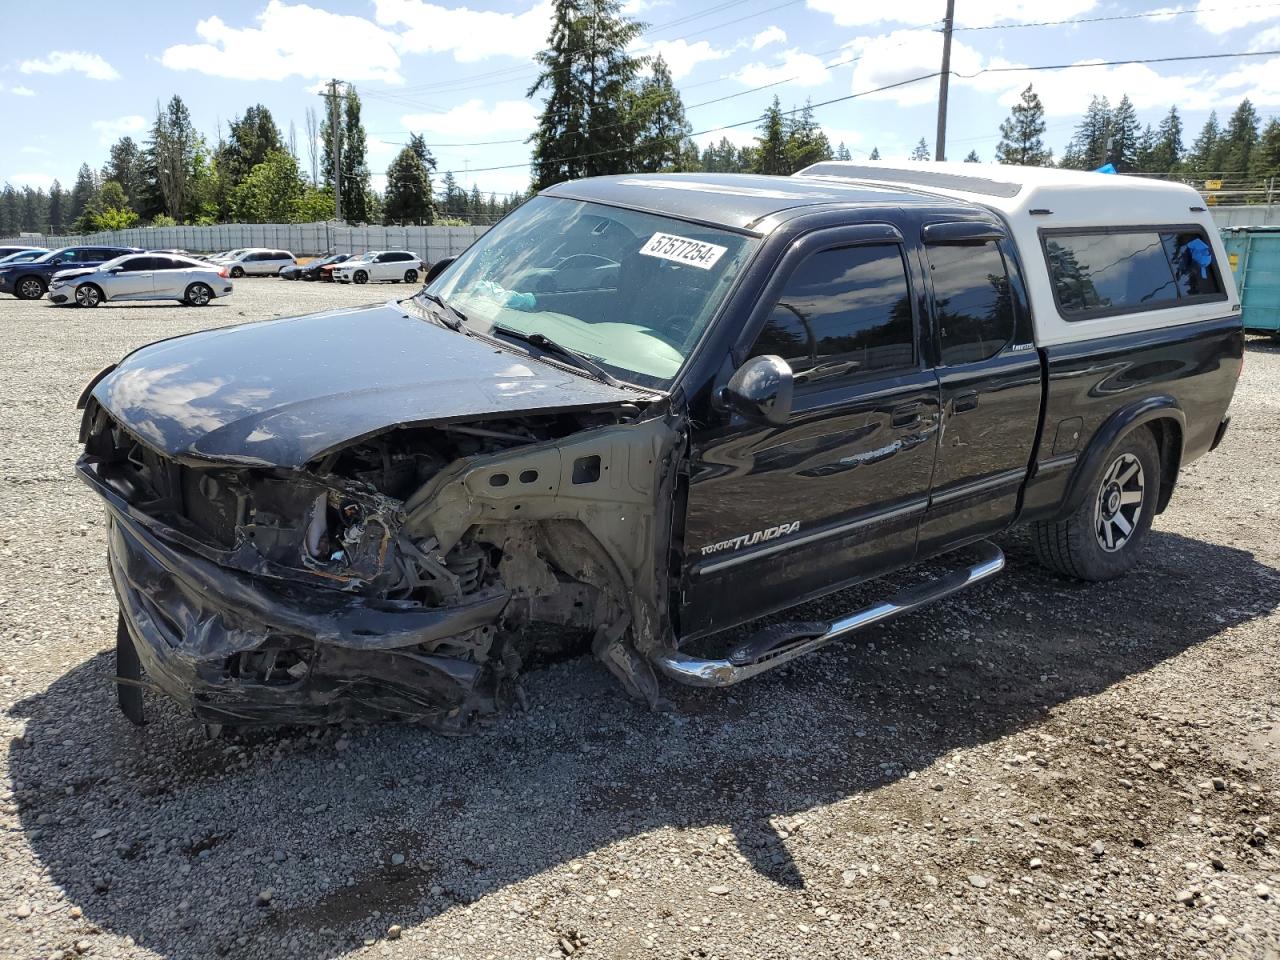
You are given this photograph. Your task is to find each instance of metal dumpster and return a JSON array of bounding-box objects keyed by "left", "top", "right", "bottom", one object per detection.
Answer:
[{"left": 1221, "top": 226, "right": 1280, "bottom": 335}]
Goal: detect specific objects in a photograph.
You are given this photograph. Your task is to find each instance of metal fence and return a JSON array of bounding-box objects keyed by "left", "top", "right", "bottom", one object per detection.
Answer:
[
  {"left": 0, "top": 222, "right": 491, "bottom": 260},
  {"left": 1209, "top": 205, "right": 1280, "bottom": 228}
]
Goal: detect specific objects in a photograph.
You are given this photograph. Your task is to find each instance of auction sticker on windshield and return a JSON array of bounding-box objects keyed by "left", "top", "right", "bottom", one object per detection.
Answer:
[{"left": 640, "top": 232, "right": 728, "bottom": 270}]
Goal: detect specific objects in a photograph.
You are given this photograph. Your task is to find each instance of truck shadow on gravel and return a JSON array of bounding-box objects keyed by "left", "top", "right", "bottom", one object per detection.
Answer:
[{"left": 8, "top": 529, "right": 1280, "bottom": 958}]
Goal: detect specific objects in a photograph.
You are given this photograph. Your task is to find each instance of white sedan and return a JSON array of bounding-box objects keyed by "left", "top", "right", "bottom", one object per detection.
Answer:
[
  {"left": 48, "top": 253, "right": 234, "bottom": 307},
  {"left": 331, "top": 250, "right": 424, "bottom": 285}
]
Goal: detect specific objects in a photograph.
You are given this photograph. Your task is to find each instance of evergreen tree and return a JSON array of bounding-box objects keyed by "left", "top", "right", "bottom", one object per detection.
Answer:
[
  {"left": 1134, "top": 124, "right": 1157, "bottom": 172},
  {"left": 1187, "top": 110, "right": 1222, "bottom": 177},
  {"left": 1149, "top": 106, "right": 1185, "bottom": 174},
  {"left": 910, "top": 138, "right": 930, "bottom": 161},
  {"left": 148, "top": 95, "right": 197, "bottom": 220},
  {"left": 964, "top": 150, "right": 980, "bottom": 162},
  {"left": 868, "top": 146, "right": 881, "bottom": 160},
  {"left": 104, "top": 137, "right": 145, "bottom": 212},
  {"left": 995, "top": 84, "right": 1050, "bottom": 166},
  {"left": 784, "top": 100, "right": 832, "bottom": 173},
  {"left": 47, "top": 180, "right": 66, "bottom": 231},
  {"left": 700, "top": 136, "right": 753, "bottom": 173},
  {"left": 529, "top": 0, "right": 645, "bottom": 189},
  {"left": 219, "top": 105, "right": 285, "bottom": 195},
  {"left": 1063, "top": 95, "right": 1111, "bottom": 169},
  {"left": 383, "top": 134, "right": 436, "bottom": 224},
  {"left": 19, "top": 187, "right": 48, "bottom": 233},
  {"left": 626, "top": 55, "right": 693, "bottom": 172},
  {"left": 341, "top": 86, "right": 372, "bottom": 222},
  {"left": 835, "top": 142, "right": 852, "bottom": 161},
  {"left": 68, "top": 163, "right": 97, "bottom": 227},
  {"left": 1108, "top": 94, "right": 1141, "bottom": 171},
  {"left": 439, "top": 171, "right": 467, "bottom": 219},
  {"left": 0, "top": 185, "right": 17, "bottom": 237},
  {"left": 753, "top": 96, "right": 788, "bottom": 175},
  {"left": 229, "top": 150, "right": 306, "bottom": 223},
  {"left": 1252, "top": 117, "right": 1280, "bottom": 182},
  {"left": 1219, "top": 98, "right": 1260, "bottom": 180}
]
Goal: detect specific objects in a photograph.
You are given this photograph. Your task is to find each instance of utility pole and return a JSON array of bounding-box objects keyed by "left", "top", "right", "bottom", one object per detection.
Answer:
[
  {"left": 935, "top": 0, "right": 956, "bottom": 162},
  {"left": 325, "top": 79, "right": 343, "bottom": 222}
]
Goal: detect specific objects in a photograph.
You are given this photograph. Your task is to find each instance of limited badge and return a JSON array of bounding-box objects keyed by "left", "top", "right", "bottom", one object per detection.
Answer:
[{"left": 639, "top": 232, "right": 728, "bottom": 270}]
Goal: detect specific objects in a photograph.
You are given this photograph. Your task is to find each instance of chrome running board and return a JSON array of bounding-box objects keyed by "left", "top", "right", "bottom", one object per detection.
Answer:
[{"left": 655, "top": 540, "right": 1005, "bottom": 687}]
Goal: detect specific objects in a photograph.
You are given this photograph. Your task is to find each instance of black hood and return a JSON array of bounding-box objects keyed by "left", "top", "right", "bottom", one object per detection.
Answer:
[{"left": 91, "top": 301, "right": 647, "bottom": 468}]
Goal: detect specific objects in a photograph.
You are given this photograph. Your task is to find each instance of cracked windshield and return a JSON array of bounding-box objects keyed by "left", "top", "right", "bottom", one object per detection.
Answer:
[{"left": 423, "top": 196, "right": 758, "bottom": 387}]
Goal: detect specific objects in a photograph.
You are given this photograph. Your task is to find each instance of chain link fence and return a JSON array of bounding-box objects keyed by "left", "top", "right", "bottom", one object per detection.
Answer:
[{"left": 0, "top": 222, "right": 491, "bottom": 261}]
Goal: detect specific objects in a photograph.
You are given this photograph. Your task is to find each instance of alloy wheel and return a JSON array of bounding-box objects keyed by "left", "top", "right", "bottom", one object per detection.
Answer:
[
  {"left": 1093, "top": 452, "right": 1144, "bottom": 552},
  {"left": 18, "top": 278, "right": 42, "bottom": 300},
  {"left": 75, "top": 285, "right": 100, "bottom": 307}
]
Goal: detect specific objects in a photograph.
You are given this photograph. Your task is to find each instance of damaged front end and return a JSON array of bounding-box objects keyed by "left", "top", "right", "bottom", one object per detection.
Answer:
[{"left": 78, "top": 400, "right": 682, "bottom": 729}]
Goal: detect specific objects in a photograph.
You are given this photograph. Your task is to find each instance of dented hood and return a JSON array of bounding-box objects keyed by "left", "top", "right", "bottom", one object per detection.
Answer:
[{"left": 92, "top": 301, "right": 645, "bottom": 468}]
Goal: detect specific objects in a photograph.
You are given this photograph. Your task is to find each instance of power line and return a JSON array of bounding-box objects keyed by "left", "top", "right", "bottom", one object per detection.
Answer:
[
  {"left": 951, "top": 48, "right": 1280, "bottom": 78},
  {"left": 953, "top": 2, "right": 1280, "bottom": 32}
]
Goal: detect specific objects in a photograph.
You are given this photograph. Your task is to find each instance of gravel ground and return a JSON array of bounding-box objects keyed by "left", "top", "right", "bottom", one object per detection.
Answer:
[{"left": 0, "top": 279, "right": 1278, "bottom": 960}]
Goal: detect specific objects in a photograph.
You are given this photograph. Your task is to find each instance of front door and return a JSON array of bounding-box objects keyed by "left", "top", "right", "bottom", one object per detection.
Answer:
[
  {"left": 680, "top": 229, "right": 940, "bottom": 640},
  {"left": 915, "top": 228, "right": 1042, "bottom": 554}
]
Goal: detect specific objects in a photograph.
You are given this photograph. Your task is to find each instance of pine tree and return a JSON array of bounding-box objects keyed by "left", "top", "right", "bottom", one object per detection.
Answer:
[
  {"left": 1108, "top": 95, "right": 1141, "bottom": 171},
  {"left": 910, "top": 138, "right": 930, "bottom": 161},
  {"left": 1219, "top": 98, "right": 1260, "bottom": 181},
  {"left": 784, "top": 100, "right": 832, "bottom": 173},
  {"left": 964, "top": 150, "right": 980, "bottom": 163},
  {"left": 148, "top": 95, "right": 196, "bottom": 220},
  {"left": 0, "top": 186, "right": 18, "bottom": 237},
  {"left": 1150, "top": 106, "right": 1185, "bottom": 174},
  {"left": 1252, "top": 117, "right": 1280, "bottom": 183},
  {"left": 341, "top": 86, "right": 371, "bottom": 222},
  {"left": 219, "top": 105, "right": 285, "bottom": 194},
  {"left": 995, "top": 84, "right": 1050, "bottom": 166},
  {"left": 68, "top": 163, "right": 97, "bottom": 228},
  {"left": 47, "top": 180, "right": 66, "bottom": 231},
  {"left": 439, "top": 171, "right": 466, "bottom": 219},
  {"left": 835, "top": 142, "right": 852, "bottom": 161},
  {"left": 104, "top": 137, "right": 145, "bottom": 212},
  {"left": 383, "top": 134, "right": 436, "bottom": 224},
  {"left": 1134, "top": 124, "right": 1157, "bottom": 172},
  {"left": 1187, "top": 111, "right": 1222, "bottom": 178},
  {"left": 528, "top": 0, "right": 645, "bottom": 189},
  {"left": 868, "top": 146, "right": 881, "bottom": 160},
  {"left": 753, "top": 96, "right": 788, "bottom": 175},
  {"left": 1064, "top": 96, "right": 1111, "bottom": 170},
  {"left": 626, "top": 55, "right": 693, "bottom": 172},
  {"left": 468, "top": 184, "right": 484, "bottom": 221}
]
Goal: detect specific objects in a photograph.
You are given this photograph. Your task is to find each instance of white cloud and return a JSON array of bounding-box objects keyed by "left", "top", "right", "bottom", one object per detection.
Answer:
[
  {"left": 734, "top": 48, "right": 832, "bottom": 88},
  {"left": 751, "top": 26, "right": 786, "bottom": 51},
  {"left": 375, "top": 0, "right": 553, "bottom": 63},
  {"left": 1194, "top": 0, "right": 1280, "bottom": 33},
  {"left": 845, "top": 29, "right": 982, "bottom": 106},
  {"left": 160, "top": 0, "right": 404, "bottom": 84},
  {"left": 401, "top": 99, "right": 537, "bottom": 137},
  {"left": 10, "top": 86, "right": 36, "bottom": 97},
  {"left": 18, "top": 50, "right": 119, "bottom": 81},
  {"left": 638, "top": 38, "right": 731, "bottom": 80},
  {"left": 806, "top": 0, "right": 1097, "bottom": 28},
  {"left": 994, "top": 60, "right": 1219, "bottom": 116},
  {"left": 91, "top": 115, "right": 147, "bottom": 145},
  {"left": 20, "top": 145, "right": 48, "bottom": 154},
  {"left": 1248, "top": 25, "right": 1280, "bottom": 51},
  {"left": 8, "top": 173, "right": 55, "bottom": 190},
  {"left": 1211, "top": 56, "right": 1280, "bottom": 107}
]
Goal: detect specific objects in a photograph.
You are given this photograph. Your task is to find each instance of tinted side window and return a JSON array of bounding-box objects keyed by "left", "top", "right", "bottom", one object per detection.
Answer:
[
  {"left": 150, "top": 257, "right": 183, "bottom": 270},
  {"left": 1162, "top": 231, "right": 1225, "bottom": 299},
  {"left": 749, "top": 244, "right": 915, "bottom": 385},
  {"left": 928, "top": 241, "right": 1015, "bottom": 365},
  {"left": 117, "top": 257, "right": 151, "bottom": 271}
]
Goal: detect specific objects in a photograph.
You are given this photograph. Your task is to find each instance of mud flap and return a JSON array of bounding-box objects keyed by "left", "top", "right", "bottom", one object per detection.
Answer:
[
  {"left": 591, "top": 616, "right": 668, "bottom": 712},
  {"left": 115, "top": 613, "right": 145, "bottom": 726}
]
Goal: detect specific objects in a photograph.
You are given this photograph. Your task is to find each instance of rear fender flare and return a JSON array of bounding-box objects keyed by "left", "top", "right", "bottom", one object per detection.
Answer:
[{"left": 1059, "top": 397, "right": 1185, "bottom": 518}]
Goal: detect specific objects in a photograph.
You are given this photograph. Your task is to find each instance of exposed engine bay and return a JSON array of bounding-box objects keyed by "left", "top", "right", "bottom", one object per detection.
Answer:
[{"left": 79, "top": 401, "right": 682, "bottom": 730}]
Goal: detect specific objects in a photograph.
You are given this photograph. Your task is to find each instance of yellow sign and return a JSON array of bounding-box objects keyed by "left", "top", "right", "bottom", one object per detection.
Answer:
[
  {"left": 1205, "top": 179, "right": 1223, "bottom": 190},
  {"left": 1229, "top": 252, "right": 1239, "bottom": 270}
]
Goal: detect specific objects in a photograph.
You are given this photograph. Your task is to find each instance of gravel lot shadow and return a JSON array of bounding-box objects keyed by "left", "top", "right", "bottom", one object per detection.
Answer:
[{"left": 8, "top": 529, "right": 1280, "bottom": 958}]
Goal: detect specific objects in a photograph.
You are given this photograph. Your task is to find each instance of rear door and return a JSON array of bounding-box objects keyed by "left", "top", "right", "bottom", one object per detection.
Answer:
[
  {"left": 915, "top": 221, "right": 1042, "bottom": 555},
  {"left": 106, "top": 256, "right": 155, "bottom": 299},
  {"left": 680, "top": 224, "right": 941, "bottom": 638}
]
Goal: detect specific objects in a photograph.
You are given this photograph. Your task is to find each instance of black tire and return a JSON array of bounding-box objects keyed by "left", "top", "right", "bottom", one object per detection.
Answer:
[
  {"left": 353, "top": 269, "right": 368, "bottom": 284},
  {"left": 1033, "top": 427, "right": 1161, "bottom": 582},
  {"left": 115, "top": 615, "right": 145, "bottom": 727},
  {"left": 74, "top": 283, "right": 103, "bottom": 308},
  {"left": 404, "top": 268, "right": 419, "bottom": 283},
  {"left": 303, "top": 273, "right": 316, "bottom": 281},
  {"left": 185, "top": 282, "right": 213, "bottom": 306},
  {"left": 229, "top": 265, "right": 245, "bottom": 279},
  {"left": 14, "top": 275, "right": 46, "bottom": 300}
]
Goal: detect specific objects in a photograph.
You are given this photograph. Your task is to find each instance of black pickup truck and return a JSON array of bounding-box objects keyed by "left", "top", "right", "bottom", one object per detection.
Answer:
[{"left": 76, "top": 164, "right": 1242, "bottom": 728}]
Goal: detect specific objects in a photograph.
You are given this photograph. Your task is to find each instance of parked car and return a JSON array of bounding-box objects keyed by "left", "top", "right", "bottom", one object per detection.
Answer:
[
  {"left": 0, "top": 245, "right": 42, "bottom": 260},
  {"left": 47, "top": 253, "right": 232, "bottom": 307},
  {"left": 212, "top": 248, "right": 296, "bottom": 277},
  {"left": 331, "top": 250, "right": 423, "bottom": 284},
  {"left": 280, "top": 253, "right": 350, "bottom": 281},
  {"left": 0, "top": 247, "right": 48, "bottom": 266},
  {"left": 76, "top": 165, "right": 1241, "bottom": 729},
  {"left": 0, "top": 245, "right": 139, "bottom": 300}
]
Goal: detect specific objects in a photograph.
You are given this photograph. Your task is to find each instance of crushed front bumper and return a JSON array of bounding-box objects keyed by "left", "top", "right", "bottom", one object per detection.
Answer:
[{"left": 83, "top": 462, "right": 511, "bottom": 727}]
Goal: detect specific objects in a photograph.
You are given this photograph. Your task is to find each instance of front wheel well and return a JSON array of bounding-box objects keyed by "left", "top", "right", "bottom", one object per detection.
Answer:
[{"left": 1144, "top": 417, "right": 1183, "bottom": 514}]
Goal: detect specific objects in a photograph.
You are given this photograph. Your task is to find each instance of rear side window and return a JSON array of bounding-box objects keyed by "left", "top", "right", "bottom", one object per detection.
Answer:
[
  {"left": 927, "top": 240, "right": 1015, "bottom": 365},
  {"left": 1044, "top": 228, "right": 1225, "bottom": 320},
  {"left": 749, "top": 244, "right": 915, "bottom": 385}
]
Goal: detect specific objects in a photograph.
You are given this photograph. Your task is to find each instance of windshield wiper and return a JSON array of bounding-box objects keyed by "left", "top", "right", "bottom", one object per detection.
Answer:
[
  {"left": 490, "top": 325, "right": 622, "bottom": 387},
  {"left": 419, "top": 291, "right": 468, "bottom": 332}
]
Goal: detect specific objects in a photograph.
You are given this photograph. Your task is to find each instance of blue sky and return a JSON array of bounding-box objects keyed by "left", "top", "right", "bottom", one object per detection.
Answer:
[{"left": 3, "top": 0, "right": 1280, "bottom": 199}]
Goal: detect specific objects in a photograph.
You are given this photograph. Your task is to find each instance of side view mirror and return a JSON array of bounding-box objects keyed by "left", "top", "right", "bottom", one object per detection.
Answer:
[
  {"left": 424, "top": 257, "right": 455, "bottom": 285},
  {"left": 721, "top": 354, "right": 794, "bottom": 426},
  {"left": 108, "top": 267, "right": 123, "bottom": 274},
  {"left": 50, "top": 258, "right": 63, "bottom": 265}
]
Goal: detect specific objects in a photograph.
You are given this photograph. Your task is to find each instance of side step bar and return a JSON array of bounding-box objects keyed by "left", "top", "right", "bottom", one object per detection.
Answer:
[{"left": 655, "top": 540, "right": 1005, "bottom": 687}]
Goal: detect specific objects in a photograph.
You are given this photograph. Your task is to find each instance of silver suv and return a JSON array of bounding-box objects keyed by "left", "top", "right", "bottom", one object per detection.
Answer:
[{"left": 214, "top": 248, "right": 296, "bottom": 277}]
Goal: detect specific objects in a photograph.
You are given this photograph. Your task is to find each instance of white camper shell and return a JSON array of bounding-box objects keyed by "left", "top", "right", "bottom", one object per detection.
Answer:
[{"left": 794, "top": 161, "right": 1241, "bottom": 348}]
